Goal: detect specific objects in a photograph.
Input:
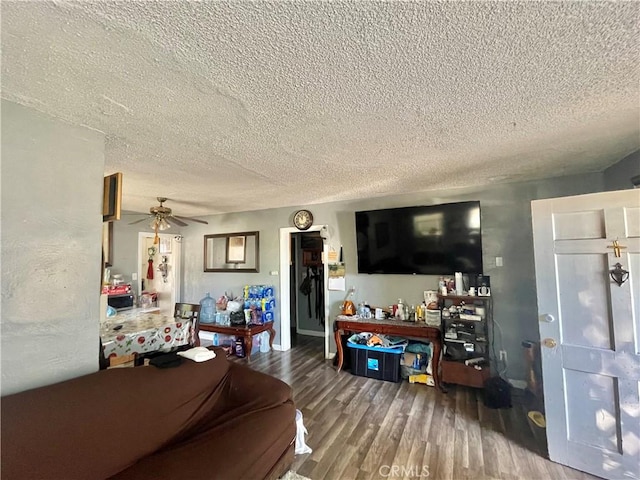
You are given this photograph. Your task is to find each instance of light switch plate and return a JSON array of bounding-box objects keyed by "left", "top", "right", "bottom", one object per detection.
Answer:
[{"left": 496, "top": 256, "right": 503, "bottom": 267}]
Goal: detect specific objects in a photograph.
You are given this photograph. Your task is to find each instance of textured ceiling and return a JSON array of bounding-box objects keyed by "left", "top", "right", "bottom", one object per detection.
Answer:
[{"left": 2, "top": 1, "right": 639, "bottom": 216}]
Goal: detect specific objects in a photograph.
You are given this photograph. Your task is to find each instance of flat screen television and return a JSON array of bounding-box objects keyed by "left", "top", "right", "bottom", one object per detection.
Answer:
[{"left": 355, "top": 201, "right": 483, "bottom": 275}]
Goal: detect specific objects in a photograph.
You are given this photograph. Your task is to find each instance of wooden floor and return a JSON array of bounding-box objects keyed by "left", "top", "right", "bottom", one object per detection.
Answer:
[{"left": 232, "top": 335, "right": 600, "bottom": 480}]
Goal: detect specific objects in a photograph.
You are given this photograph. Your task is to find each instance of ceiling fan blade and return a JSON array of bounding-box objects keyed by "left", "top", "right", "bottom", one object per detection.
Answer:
[
  {"left": 174, "top": 215, "right": 209, "bottom": 225},
  {"left": 128, "top": 217, "right": 149, "bottom": 225},
  {"left": 167, "top": 216, "right": 188, "bottom": 227}
]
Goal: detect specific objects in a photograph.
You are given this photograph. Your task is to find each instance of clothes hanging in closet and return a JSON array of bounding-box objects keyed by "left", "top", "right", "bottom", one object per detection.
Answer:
[{"left": 299, "top": 265, "right": 324, "bottom": 326}]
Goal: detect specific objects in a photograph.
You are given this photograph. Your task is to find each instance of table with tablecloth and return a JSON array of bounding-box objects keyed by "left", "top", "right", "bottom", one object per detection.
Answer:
[{"left": 100, "top": 310, "right": 192, "bottom": 360}]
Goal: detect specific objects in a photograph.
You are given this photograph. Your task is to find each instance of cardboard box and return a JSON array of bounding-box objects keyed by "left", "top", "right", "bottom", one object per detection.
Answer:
[{"left": 401, "top": 352, "right": 428, "bottom": 370}]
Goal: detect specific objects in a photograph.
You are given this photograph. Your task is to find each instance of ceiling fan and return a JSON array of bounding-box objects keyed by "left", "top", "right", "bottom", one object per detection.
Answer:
[{"left": 128, "top": 197, "right": 208, "bottom": 242}]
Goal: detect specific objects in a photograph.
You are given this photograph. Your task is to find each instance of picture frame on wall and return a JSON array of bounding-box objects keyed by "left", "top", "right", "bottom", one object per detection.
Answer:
[
  {"left": 103, "top": 172, "right": 123, "bottom": 222},
  {"left": 226, "top": 235, "right": 246, "bottom": 263},
  {"left": 159, "top": 237, "right": 172, "bottom": 254}
]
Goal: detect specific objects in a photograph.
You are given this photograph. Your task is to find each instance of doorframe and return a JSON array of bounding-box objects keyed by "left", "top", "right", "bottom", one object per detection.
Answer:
[
  {"left": 136, "top": 232, "right": 182, "bottom": 308},
  {"left": 279, "top": 225, "right": 330, "bottom": 358}
]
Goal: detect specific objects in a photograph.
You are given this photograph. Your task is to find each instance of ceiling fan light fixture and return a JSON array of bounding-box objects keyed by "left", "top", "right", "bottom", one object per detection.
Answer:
[
  {"left": 158, "top": 218, "right": 171, "bottom": 231},
  {"left": 133, "top": 197, "right": 206, "bottom": 229},
  {"left": 149, "top": 216, "right": 171, "bottom": 231}
]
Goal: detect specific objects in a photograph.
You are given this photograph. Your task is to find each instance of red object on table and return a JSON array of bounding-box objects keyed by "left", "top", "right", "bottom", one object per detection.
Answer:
[
  {"left": 147, "top": 259, "right": 154, "bottom": 280},
  {"left": 102, "top": 284, "right": 132, "bottom": 295}
]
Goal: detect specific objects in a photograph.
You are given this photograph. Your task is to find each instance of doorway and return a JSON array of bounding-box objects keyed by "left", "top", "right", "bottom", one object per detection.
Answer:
[
  {"left": 290, "top": 231, "right": 325, "bottom": 348},
  {"left": 279, "top": 225, "right": 330, "bottom": 357},
  {"left": 136, "top": 232, "right": 182, "bottom": 316}
]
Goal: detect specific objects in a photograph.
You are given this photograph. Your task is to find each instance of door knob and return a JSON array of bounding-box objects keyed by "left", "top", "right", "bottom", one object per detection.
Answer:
[
  {"left": 543, "top": 338, "right": 557, "bottom": 348},
  {"left": 541, "top": 314, "right": 555, "bottom": 323}
]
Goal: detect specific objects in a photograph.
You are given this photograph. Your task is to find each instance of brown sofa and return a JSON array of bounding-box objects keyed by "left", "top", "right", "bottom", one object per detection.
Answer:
[{"left": 1, "top": 351, "right": 296, "bottom": 480}]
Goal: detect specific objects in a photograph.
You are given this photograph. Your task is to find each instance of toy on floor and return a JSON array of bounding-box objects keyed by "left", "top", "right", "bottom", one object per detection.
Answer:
[{"left": 408, "top": 374, "right": 434, "bottom": 386}]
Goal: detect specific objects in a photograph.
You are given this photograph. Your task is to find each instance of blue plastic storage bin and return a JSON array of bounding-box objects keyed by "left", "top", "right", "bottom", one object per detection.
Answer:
[{"left": 347, "top": 337, "right": 403, "bottom": 382}]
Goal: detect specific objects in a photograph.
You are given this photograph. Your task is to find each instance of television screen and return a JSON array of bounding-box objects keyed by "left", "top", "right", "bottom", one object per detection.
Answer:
[{"left": 355, "top": 201, "right": 483, "bottom": 275}]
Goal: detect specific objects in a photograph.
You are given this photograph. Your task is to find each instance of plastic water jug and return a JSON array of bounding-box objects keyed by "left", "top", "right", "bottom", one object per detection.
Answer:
[
  {"left": 260, "top": 331, "right": 270, "bottom": 353},
  {"left": 200, "top": 292, "right": 215, "bottom": 324}
]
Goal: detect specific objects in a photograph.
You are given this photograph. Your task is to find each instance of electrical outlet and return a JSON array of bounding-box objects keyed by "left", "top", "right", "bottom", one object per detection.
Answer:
[
  {"left": 496, "top": 256, "right": 503, "bottom": 267},
  {"left": 499, "top": 350, "right": 507, "bottom": 363},
  {"left": 132, "top": 273, "right": 138, "bottom": 281}
]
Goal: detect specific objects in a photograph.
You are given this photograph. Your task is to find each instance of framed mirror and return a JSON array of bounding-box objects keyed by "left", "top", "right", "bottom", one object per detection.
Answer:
[{"left": 204, "top": 231, "right": 259, "bottom": 272}]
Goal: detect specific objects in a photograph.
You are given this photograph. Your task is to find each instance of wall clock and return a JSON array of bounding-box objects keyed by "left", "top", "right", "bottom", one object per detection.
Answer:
[{"left": 293, "top": 209, "right": 313, "bottom": 230}]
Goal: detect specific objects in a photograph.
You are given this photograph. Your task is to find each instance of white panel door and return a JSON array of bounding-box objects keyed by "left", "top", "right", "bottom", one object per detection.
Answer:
[{"left": 532, "top": 189, "right": 640, "bottom": 480}]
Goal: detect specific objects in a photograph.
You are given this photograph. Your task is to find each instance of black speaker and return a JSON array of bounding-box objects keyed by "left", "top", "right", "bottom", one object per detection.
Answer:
[{"left": 483, "top": 376, "right": 512, "bottom": 409}]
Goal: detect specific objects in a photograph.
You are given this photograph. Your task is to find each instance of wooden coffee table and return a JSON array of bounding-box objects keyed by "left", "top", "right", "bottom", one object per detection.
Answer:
[{"left": 199, "top": 321, "right": 275, "bottom": 362}]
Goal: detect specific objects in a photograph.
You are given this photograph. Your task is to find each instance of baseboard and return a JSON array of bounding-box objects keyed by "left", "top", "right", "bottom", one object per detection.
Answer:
[
  {"left": 327, "top": 352, "right": 336, "bottom": 360},
  {"left": 273, "top": 344, "right": 283, "bottom": 351},
  {"left": 296, "top": 328, "right": 325, "bottom": 338}
]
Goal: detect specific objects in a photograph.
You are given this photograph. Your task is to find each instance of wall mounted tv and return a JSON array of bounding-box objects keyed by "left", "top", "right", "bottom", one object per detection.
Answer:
[{"left": 355, "top": 201, "right": 483, "bottom": 275}]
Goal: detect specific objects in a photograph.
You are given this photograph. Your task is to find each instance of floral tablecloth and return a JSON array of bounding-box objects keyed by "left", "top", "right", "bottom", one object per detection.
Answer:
[{"left": 101, "top": 312, "right": 192, "bottom": 359}]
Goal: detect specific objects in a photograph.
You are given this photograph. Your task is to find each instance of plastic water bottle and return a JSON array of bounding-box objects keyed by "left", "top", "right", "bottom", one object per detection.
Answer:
[
  {"left": 200, "top": 292, "right": 215, "bottom": 324},
  {"left": 213, "top": 333, "right": 219, "bottom": 347},
  {"left": 396, "top": 299, "right": 405, "bottom": 320}
]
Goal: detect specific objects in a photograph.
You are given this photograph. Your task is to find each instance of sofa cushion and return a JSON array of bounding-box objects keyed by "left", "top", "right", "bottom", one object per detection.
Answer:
[
  {"left": 109, "top": 401, "right": 296, "bottom": 480},
  {"left": 1, "top": 354, "right": 230, "bottom": 480}
]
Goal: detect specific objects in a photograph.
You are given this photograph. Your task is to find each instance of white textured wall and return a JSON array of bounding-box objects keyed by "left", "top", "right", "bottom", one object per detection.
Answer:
[{"left": 1, "top": 100, "right": 105, "bottom": 396}]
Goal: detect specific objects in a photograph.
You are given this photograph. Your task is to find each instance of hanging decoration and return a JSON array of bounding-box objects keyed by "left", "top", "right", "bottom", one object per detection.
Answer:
[
  {"left": 607, "top": 239, "right": 627, "bottom": 258},
  {"left": 149, "top": 214, "right": 169, "bottom": 245},
  {"left": 153, "top": 219, "right": 160, "bottom": 245},
  {"left": 158, "top": 256, "right": 169, "bottom": 283},
  {"left": 147, "top": 246, "right": 156, "bottom": 280}
]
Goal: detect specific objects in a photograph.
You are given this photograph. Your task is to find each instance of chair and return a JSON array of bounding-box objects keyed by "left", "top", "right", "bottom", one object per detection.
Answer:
[{"left": 174, "top": 302, "right": 202, "bottom": 347}]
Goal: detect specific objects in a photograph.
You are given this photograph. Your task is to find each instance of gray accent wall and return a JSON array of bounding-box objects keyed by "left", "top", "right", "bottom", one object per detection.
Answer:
[
  {"left": 603, "top": 150, "right": 640, "bottom": 191},
  {"left": 1, "top": 100, "right": 105, "bottom": 396},
  {"left": 109, "top": 153, "right": 637, "bottom": 380},
  {"left": 174, "top": 172, "right": 603, "bottom": 382}
]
